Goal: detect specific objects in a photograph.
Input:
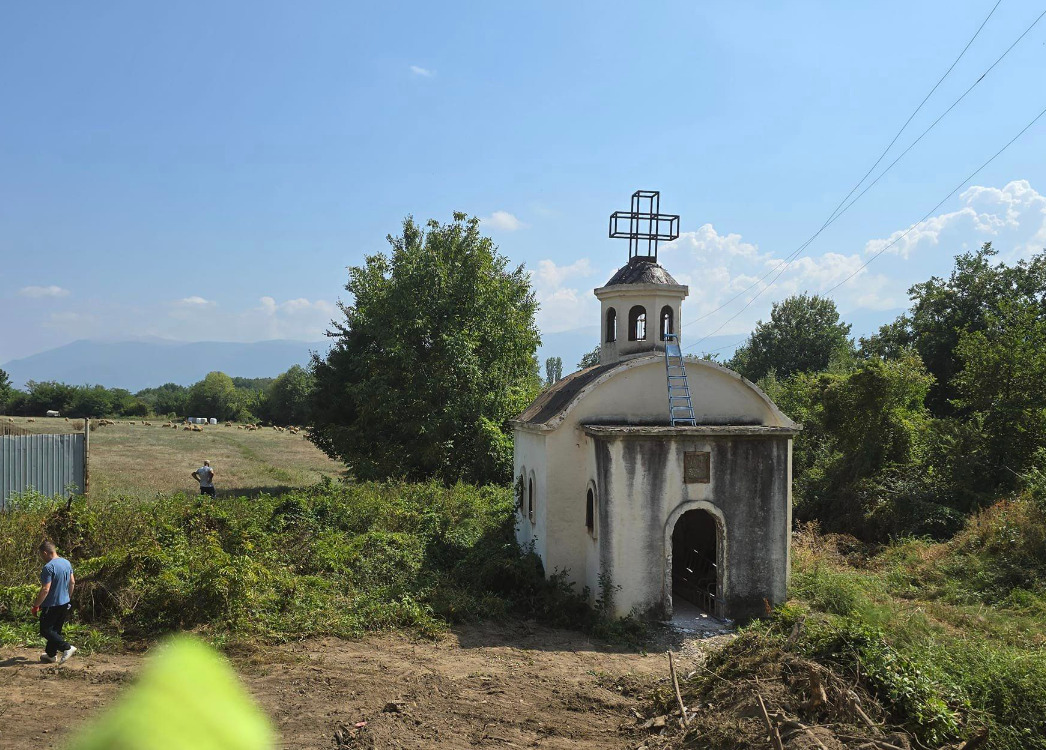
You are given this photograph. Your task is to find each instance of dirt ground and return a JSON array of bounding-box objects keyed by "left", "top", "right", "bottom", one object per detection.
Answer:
[{"left": 0, "top": 622, "right": 728, "bottom": 750}]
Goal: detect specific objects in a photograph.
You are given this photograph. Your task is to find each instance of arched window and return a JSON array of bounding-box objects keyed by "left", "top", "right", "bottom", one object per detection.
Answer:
[
  {"left": 660, "top": 305, "right": 674, "bottom": 341},
  {"left": 605, "top": 308, "right": 617, "bottom": 343},
  {"left": 585, "top": 488, "right": 595, "bottom": 534},
  {"left": 528, "top": 478, "right": 535, "bottom": 522},
  {"left": 628, "top": 305, "right": 647, "bottom": 341}
]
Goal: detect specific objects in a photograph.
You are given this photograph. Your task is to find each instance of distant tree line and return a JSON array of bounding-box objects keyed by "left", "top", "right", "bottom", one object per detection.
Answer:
[
  {"left": 724, "top": 242, "right": 1046, "bottom": 542},
  {"left": 0, "top": 365, "right": 313, "bottom": 425}
]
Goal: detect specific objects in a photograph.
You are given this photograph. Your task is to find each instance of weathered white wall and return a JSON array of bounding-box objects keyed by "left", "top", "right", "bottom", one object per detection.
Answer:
[
  {"left": 596, "top": 283, "right": 687, "bottom": 363},
  {"left": 513, "top": 355, "right": 795, "bottom": 616},
  {"left": 591, "top": 433, "right": 792, "bottom": 621},
  {"left": 513, "top": 429, "right": 548, "bottom": 562}
]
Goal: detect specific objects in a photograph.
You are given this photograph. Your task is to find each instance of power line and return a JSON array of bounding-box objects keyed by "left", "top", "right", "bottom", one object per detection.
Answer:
[
  {"left": 822, "top": 5, "right": 1046, "bottom": 228},
  {"left": 693, "top": 100, "right": 1046, "bottom": 358},
  {"left": 822, "top": 102, "right": 1046, "bottom": 295},
  {"left": 682, "top": 2, "right": 1041, "bottom": 340},
  {"left": 821, "top": 0, "right": 1003, "bottom": 228}
]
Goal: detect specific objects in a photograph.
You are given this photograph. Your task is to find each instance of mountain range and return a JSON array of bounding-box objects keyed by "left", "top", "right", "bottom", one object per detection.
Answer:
[
  {"left": 1, "top": 339, "right": 327, "bottom": 392},
  {"left": 1, "top": 329, "right": 746, "bottom": 393}
]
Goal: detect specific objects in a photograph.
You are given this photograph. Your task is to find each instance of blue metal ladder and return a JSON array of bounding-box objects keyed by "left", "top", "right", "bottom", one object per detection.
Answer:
[{"left": 664, "top": 334, "right": 696, "bottom": 426}]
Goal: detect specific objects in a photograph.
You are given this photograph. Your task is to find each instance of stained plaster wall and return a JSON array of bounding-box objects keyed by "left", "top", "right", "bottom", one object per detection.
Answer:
[
  {"left": 592, "top": 433, "right": 792, "bottom": 622},
  {"left": 513, "top": 356, "right": 794, "bottom": 613},
  {"left": 513, "top": 429, "right": 548, "bottom": 563}
]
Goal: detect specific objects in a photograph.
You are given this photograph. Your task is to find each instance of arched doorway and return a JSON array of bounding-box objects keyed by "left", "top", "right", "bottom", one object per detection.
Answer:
[{"left": 671, "top": 509, "right": 720, "bottom": 615}]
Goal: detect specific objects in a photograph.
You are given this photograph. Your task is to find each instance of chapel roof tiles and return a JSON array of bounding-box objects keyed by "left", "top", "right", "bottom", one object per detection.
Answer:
[
  {"left": 603, "top": 259, "right": 680, "bottom": 287},
  {"left": 513, "top": 361, "right": 619, "bottom": 426}
]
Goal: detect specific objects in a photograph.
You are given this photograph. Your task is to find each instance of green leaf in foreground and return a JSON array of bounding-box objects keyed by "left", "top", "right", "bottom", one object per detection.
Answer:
[{"left": 70, "top": 636, "right": 272, "bottom": 750}]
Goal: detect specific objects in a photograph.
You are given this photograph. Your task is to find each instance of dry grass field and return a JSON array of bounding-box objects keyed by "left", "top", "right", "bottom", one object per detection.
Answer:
[{"left": 1, "top": 416, "right": 346, "bottom": 498}]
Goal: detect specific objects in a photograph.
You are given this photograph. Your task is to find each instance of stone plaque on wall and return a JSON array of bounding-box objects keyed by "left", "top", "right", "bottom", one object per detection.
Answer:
[{"left": 684, "top": 451, "right": 710, "bottom": 483}]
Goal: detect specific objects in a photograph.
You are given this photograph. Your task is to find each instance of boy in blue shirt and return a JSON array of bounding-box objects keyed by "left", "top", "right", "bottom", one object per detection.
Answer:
[{"left": 31, "top": 540, "right": 77, "bottom": 664}]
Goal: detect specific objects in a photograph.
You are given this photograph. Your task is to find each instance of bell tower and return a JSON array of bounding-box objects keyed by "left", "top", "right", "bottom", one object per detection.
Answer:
[{"left": 595, "top": 190, "right": 688, "bottom": 364}]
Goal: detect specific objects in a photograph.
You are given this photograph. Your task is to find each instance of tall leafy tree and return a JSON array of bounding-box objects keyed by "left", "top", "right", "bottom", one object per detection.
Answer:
[
  {"left": 544, "top": 357, "right": 563, "bottom": 386},
  {"left": 952, "top": 301, "right": 1046, "bottom": 496},
  {"left": 263, "top": 365, "right": 313, "bottom": 425},
  {"left": 187, "top": 372, "right": 244, "bottom": 422},
  {"left": 577, "top": 346, "right": 600, "bottom": 370},
  {"left": 310, "top": 213, "right": 541, "bottom": 484},
  {"left": 0, "top": 368, "right": 12, "bottom": 412},
  {"left": 861, "top": 243, "right": 1046, "bottom": 415},
  {"left": 778, "top": 354, "right": 947, "bottom": 539},
  {"left": 137, "top": 383, "right": 190, "bottom": 416},
  {"left": 728, "top": 294, "right": 852, "bottom": 382}
]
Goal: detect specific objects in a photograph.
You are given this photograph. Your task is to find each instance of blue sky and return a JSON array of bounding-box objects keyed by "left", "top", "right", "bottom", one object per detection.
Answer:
[{"left": 2, "top": 1, "right": 1045, "bottom": 366}]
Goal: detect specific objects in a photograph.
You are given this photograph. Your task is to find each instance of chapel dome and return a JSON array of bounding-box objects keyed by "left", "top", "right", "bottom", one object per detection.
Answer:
[{"left": 604, "top": 258, "right": 680, "bottom": 286}]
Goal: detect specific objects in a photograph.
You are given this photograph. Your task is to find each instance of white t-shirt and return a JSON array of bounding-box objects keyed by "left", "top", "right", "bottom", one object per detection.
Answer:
[{"left": 196, "top": 466, "right": 214, "bottom": 487}]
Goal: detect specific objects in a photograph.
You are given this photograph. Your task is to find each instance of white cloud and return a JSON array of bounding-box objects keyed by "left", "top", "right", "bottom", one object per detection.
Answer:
[
  {"left": 248, "top": 296, "right": 337, "bottom": 339},
  {"left": 670, "top": 223, "right": 762, "bottom": 260},
  {"left": 482, "top": 210, "right": 525, "bottom": 232},
  {"left": 18, "top": 285, "right": 69, "bottom": 298},
  {"left": 655, "top": 224, "right": 897, "bottom": 339},
  {"left": 409, "top": 65, "right": 434, "bottom": 77},
  {"left": 865, "top": 179, "right": 1046, "bottom": 260},
  {"left": 175, "top": 296, "right": 215, "bottom": 307},
  {"left": 530, "top": 259, "right": 599, "bottom": 334},
  {"left": 536, "top": 258, "right": 592, "bottom": 287}
]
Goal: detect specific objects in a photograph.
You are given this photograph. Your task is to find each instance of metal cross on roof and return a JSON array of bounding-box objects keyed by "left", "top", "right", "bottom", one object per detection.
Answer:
[{"left": 608, "top": 190, "right": 680, "bottom": 263}]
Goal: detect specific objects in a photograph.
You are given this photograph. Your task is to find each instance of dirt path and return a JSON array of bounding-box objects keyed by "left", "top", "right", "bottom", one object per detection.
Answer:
[{"left": 0, "top": 623, "right": 728, "bottom": 749}]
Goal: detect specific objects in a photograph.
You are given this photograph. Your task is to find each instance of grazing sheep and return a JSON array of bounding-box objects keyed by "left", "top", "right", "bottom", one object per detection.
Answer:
[{"left": 27, "top": 418, "right": 36, "bottom": 423}]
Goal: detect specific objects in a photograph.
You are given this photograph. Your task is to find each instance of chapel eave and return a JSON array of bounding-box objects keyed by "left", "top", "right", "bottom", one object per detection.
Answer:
[{"left": 582, "top": 424, "right": 801, "bottom": 438}]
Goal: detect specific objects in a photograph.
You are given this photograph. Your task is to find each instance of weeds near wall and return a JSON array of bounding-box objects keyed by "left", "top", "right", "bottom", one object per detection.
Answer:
[{"left": 0, "top": 480, "right": 643, "bottom": 651}]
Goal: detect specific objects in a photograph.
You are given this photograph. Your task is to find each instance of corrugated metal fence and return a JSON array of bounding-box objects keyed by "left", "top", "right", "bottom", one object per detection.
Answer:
[{"left": 0, "top": 433, "right": 86, "bottom": 510}]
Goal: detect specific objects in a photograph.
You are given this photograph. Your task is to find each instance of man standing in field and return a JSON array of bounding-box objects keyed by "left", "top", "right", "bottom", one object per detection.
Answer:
[
  {"left": 192, "top": 460, "right": 216, "bottom": 497},
  {"left": 32, "top": 540, "right": 76, "bottom": 664}
]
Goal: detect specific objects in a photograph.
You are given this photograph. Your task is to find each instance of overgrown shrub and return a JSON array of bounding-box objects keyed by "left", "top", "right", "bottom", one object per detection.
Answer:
[
  {"left": 0, "top": 481, "right": 634, "bottom": 648},
  {"left": 781, "top": 517, "right": 1046, "bottom": 750}
]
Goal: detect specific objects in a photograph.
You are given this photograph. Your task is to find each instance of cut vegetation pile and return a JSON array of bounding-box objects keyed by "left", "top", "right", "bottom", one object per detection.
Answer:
[
  {"left": 639, "top": 496, "right": 1046, "bottom": 750},
  {"left": 639, "top": 633, "right": 913, "bottom": 750}
]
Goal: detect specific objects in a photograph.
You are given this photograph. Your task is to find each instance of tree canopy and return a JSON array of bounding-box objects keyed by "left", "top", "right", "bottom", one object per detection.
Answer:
[
  {"left": 0, "top": 368, "right": 12, "bottom": 412},
  {"left": 260, "top": 365, "right": 313, "bottom": 425},
  {"left": 544, "top": 357, "right": 563, "bottom": 386},
  {"left": 861, "top": 243, "right": 1046, "bottom": 415},
  {"left": 309, "top": 213, "right": 541, "bottom": 485},
  {"left": 728, "top": 294, "right": 852, "bottom": 382},
  {"left": 577, "top": 346, "right": 600, "bottom": 370},
  {"left": 186, "top": 372, "right": 248, "bottom": 422}
]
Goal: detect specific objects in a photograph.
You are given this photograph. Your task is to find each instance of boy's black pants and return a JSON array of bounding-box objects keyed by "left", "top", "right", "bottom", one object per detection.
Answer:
[{"left": 40, "top": 604, "right": 72, "bottom": 657}]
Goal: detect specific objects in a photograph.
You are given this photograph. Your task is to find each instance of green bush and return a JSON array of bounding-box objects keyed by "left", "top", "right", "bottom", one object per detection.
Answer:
[
  {"left": 0, "top": 481, "right": 633, "bottom": 647},
  {"left": 784, "top": 514, "right": 1046, "bottom": 750}
]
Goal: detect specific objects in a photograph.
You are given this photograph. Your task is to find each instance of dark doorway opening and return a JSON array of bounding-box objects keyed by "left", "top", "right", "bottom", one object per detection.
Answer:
[{"left": 671, "top": 509, "right": 719, "bottom": 614}]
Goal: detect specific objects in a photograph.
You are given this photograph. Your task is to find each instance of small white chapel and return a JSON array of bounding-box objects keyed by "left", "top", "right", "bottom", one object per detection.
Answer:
[{"left": 510, "top": 191, "right": 799, "bottom": 623}]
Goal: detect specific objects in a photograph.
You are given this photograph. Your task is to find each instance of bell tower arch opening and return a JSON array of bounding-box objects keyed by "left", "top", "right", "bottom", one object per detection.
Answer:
[
  {"left": 660, "top": 305, "right": 674, "bottom": 340},
  {"left": 605, "top": 307, "right": 617, "bottom": 343},
  {"left": 671, "top": 508, "right": 722, "bottom": 616},
  {"left": 628, "top": 305, "right": 647, "bottom": 341}
]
